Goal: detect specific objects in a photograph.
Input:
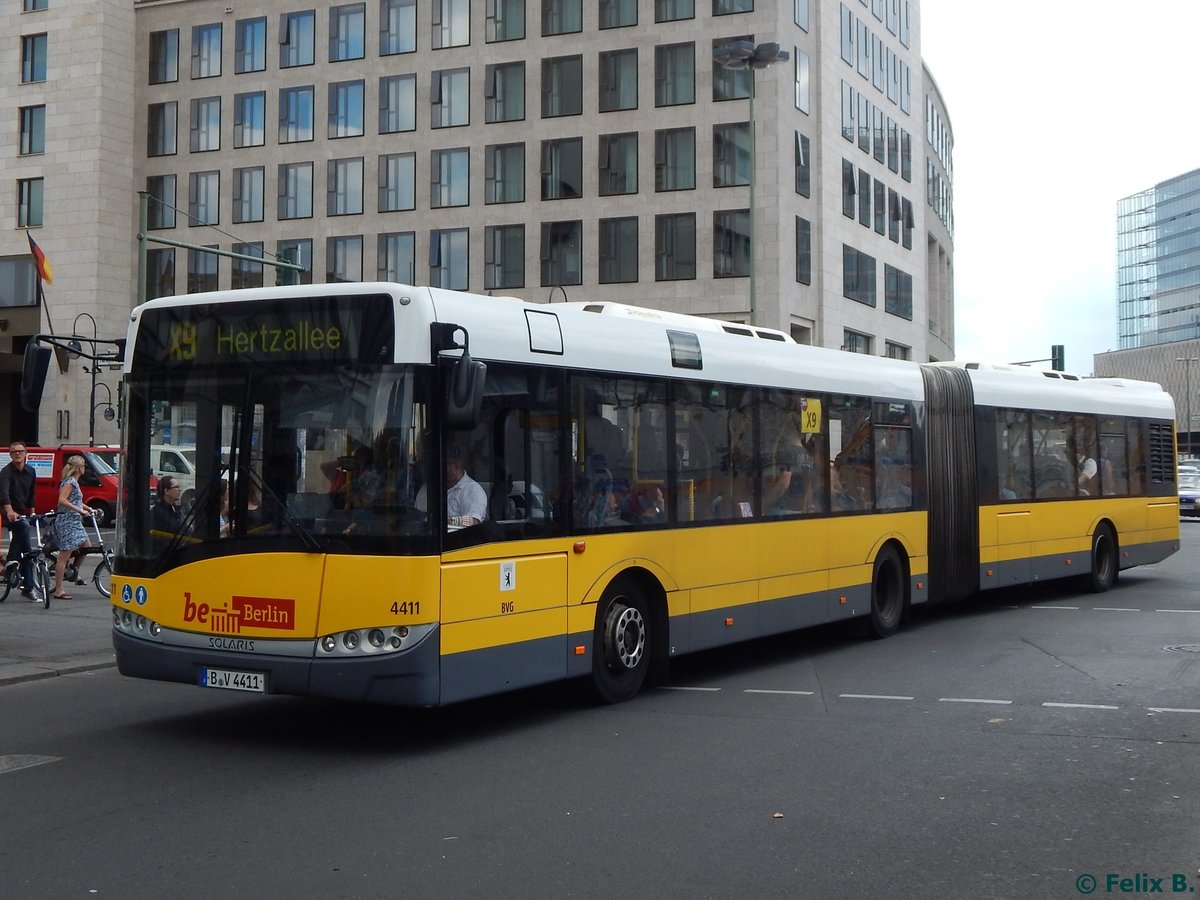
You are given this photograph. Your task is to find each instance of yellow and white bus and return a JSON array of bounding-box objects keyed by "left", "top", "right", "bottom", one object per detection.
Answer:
[{"left": 108, "top": 283, "right": 1180, "bottom": 705}]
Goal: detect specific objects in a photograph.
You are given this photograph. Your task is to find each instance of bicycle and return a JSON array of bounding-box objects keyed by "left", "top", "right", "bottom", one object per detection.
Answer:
[
  {"left": 54, "top": 513, "right": 113, "bottom": 599},
  {"left": 0, "top": 513, "right": 55, "bottom": 609}
]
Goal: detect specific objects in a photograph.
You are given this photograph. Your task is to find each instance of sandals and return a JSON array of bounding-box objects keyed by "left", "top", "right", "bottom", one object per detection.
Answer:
[{"left": 52, "top": 591, "right": 73, "bottom": 600}]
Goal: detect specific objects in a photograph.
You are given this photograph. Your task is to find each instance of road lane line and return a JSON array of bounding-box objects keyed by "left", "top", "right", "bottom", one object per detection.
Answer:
[
  {"left": 938, "top": 697, "right": 1013, "bottom": 705},
  {"left": 1042, "top": 702, "right": 1119, "bottom": 710},
  {"left": 1147, "top": 707, "right": 1200, "bottom": 714},
  {"left": 1030, "top": 605, "right": 1080, "bottom": 610},
  {"left": 1094, "top": 607, "right": 1140, "bottom": 612},
  {"left": 661, "top": 686, "right": 721, "bottom": 692},
  {"left": 839, "top": 693, "right": 914, "bottom": 701},
  {"left": 0, "top": 755, "right": 60, "bottom": 775},
  {"left": 1155, "top": 609, "right": 1200, "bottom": 614},
  {"left": 744, "top": 689, "right": 815, "bottom": 695}
]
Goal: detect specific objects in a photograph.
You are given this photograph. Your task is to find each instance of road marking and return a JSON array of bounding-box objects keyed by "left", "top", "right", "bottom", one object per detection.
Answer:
[
  {"left": 661, "top": 686, "right": 721, "bottom": 692},
  {"left": 744, "top": 689, "right": 815, "bottom": 696},
  {"left": 1095, "top": 607, "right": 1140, "bottom": 612},
  {"left": 1042, "top": 702, "right": 1119, "bottom": 710},
  {"left": 0, "top": 755, "right": 60, "bottom": 775},
  {"left": 1030, "top": 605, "right": 1079, "bottom": 610},
  {"left": 1155, "top": 609, "right": 1200, "bottom": 614},
  {"left": 839, "top": 693, "right": 914, "bottom": 701},
  {"left": 1147, "top": 707, "right": 1200, "bottom": 714},
  {"left": 938, "top": 697, "right": 1013, "bottom": 705}
]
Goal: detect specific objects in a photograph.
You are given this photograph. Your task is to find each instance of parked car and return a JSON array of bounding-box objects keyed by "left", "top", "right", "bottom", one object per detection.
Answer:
[{"left": 1179, "top": 473, "right": 1200, "bottom": 517}]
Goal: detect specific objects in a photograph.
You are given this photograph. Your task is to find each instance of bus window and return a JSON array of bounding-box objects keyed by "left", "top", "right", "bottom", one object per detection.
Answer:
[
  {"left": 996, "top": 409, "right": 1033, "bottom": 501},
  {"left": 1099, "top": 417, "right": 1128, "bottom": 496},
  {"left": 1032, "top": 412, "right": 1074, "bottom": 499},
  {"left": 761, "top": 389, "right": 827, "bottom": 516},
  {"left": 829, "top": 394, "right": 873, "bottom": 512},
  {"left": 673, "top": 382, "right": 756, "bottom": 522},
  {"left": 1072, "top": 415, "right": 1100, "bottom": 497},
  {"left": 874, "top": 401, "right": 913, "bottom": 510}
]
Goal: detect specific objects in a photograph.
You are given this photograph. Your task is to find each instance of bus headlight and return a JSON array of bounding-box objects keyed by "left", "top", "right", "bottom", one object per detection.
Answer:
[{"left": 316, "top": 624, "right": 433, "bottom": 657}]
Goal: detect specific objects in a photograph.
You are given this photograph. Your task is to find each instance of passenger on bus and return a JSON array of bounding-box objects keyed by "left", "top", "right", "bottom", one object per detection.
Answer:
[
  {"left": 1076, "top": 449, "right": 1098, "bottom": 494},
  {"left": 151, "top": 476, "right": 186, "bottom": 544}
]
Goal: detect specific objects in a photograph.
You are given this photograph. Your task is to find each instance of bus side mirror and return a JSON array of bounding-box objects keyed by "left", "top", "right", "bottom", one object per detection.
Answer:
[
  {"left": 20, "top": 341, "right": 52, "bottom": 413},
  {"left": 445, "top": 351, "right": 486, "bottom": 430}
]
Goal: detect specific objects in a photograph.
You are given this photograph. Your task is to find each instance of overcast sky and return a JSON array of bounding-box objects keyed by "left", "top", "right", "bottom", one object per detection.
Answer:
[{"left": 918, "top": 0, "right": 1200, "bottom": 375}]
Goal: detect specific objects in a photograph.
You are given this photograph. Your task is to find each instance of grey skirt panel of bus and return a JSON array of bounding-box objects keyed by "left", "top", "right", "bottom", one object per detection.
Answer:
[{"left": 920, "top": 365, "right": 979, "bottom": 605}]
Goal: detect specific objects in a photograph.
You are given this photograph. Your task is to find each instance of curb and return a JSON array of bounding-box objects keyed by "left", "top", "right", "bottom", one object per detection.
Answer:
[{"left": 0, "top": 657, "right": 117, "bottom": 687}]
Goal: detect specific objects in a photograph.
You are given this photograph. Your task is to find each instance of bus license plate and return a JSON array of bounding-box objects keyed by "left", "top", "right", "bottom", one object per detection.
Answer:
[{"left": 200, "top": 668, "right": 265, "bottom": 693}]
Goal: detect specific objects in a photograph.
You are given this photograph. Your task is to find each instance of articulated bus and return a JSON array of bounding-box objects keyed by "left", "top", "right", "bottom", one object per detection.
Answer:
[{"left": 109, "top": 283, "right": 1180, "bottom": 706}]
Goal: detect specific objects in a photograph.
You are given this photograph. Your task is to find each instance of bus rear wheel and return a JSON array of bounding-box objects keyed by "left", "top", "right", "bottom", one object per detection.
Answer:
[
  {"left": 591, "top": 578, "right": 650, "bottom": 704},
  {"left": 867, "top": 545, "right": 906, "bottom": 639},
  {"left": 1085, "top": 524, "right": 1118, "bottom": 593}
]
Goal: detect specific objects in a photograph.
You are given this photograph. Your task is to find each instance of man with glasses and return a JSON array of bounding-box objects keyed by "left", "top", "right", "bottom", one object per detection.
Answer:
[
  {"left": 0, "top": 441, "right": 39, "bottom": 598},
  {"left": 152, "top": 476, "right": 185, "bottom": 542}
]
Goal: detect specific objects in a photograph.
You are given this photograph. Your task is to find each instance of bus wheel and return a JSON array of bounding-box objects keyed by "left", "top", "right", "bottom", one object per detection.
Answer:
[
  {"left": 1086, "top": 524, "right": 1119, "bottom": 593},
  {"left": 591, "top": 578, "right": 650, "bottom": 704},
  {"left": 867, "top": 545, "right": 906, "bottom": 639}
]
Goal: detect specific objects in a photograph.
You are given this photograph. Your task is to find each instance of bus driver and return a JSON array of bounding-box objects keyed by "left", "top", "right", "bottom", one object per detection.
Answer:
[{"left": 415, "top": 445, "right": 488, "bottom": 529}]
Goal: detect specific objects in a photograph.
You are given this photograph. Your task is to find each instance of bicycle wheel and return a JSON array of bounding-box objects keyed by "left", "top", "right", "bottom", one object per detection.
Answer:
[
  {"left": 35, "top": 556, "right": 52, "bottom": 610},
  {"left": 94, "top": 552, "right": 112, "bottom": 599},
  {"left": 0, "top": 563, "right": 15, "bottom": 602}
]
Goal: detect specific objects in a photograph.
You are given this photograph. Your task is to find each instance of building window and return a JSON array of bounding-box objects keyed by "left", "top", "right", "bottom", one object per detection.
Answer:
[
  {"left": 600, "top": 0, "right": 637, "bottom": 27},
  {"left": 329, "top": 80, "right": 365, "bottom": 138},
  {"left": 327, "top": 235, "right": 363, "bottom": 283},
  {"left": 599, "top": 217, "right": 638, "bottom": 283},
  {"left": 327, "top": 157, "right": 365, "bottom": 215},
  {"left": 149, "top": 30, "right": 179, "bottom": 84},
  {"left": 330, "top": 3, "right": 366, "bottom": 61},
  {"left": 276, "top": 239, "right": 313, "bottom": 285},
  {"left": 902, "top": 198, "right": 914, "bottom": 249},
  {"left": 599, "top": 49, "right": 638, "bottom": 112},
  {"left": 188, "top": 171, "right": 219, "bottom": 226},
  {"left": 380, "top": 0, "right": 417, "bottom": 54},
  {"left": 843, "top": 329, "right": 871, "bottom": 354},
  {"left": 858, "top": 94, "right": 871, "bottom": 152},
  {"left": 794, "top": 132, "right": 810, "bottom": 197},
  {"left": 872, "top": 32, "right": 884, "bottom": 92},
  {"left": 432, "top": 0, "right": 470, "bottom": 49},
  {"left": 231, "top": 243, "right": 264, "bottom": 290},
  {"left": 485, "top": 62, "right": 525, "bottom": 123},
  {"left": 280, "top": 11, "right": 316, "bottom": 67},
  {"left": 884, "top": 341, "right": 910, "bottom": 360},
  {"left": 19, "top": 106, "right": 45, "bottom": 156},
  {"left": 842, "top": 244, "right": 876, "bottom": 306},
  {"left": 278, "top": 162, "right": 314, "bottom": 219},
  {"left": 901, "top": 129, "right": 912, "bottom": 182},
  {"left": 884, "top": 264, "right": 913, "bottom": 320},
  {"left": 540, "top": 220, "right": 582, "bottom": 286},
  {"left": 378, "top": 232, "right": 416, "bottom": 283},
  {"left": 146, "top": 248, "right": 176, "bottom": 299},
  {"left": 24, "top": 0, "right": 49, "bottom": 11},
  {"left": 655, "top": 43, "right": 695, "bottom": 106},
  {"left": 841, "top": 80, "right": 854, "bottom": 141},
  {"left": 379, "top": 74, "right": 416, "bottom": 133},
  {"left": 233, "top": 92, "right": 266, "bottom": 147},
  {"left": 858, "top": 169, "right": 871, "bottom": 226},
  {"left": 432, "top": 68, "right": 470, "bottom": 127},
  {"left": 840, "top": 2, "right": 854, "bottom": 64},
  {"left": 485, "top": 143, "right": 525, "bottom": 204},
  {"left": 487, "top": 0, "right": 526, "bottom": 41},
  {"left": 429, "top": 228, "right": 468, "bottom": 290},
  {"left": 712, "top": 37, "right": 752, "bottom": 101},
  {"left": 21, "top": 34, "right": 47, "bottom": 83},
  {"left": 796, "top": 216, "right": 811, "bottom": 285},
  {"left": 431, "top": 147, "right": 470, "bottom": 208},
  {"left": 656, "top": 0, "right": 694, "bottom": 21},
  {"left": 713, "top": 122, "right": 750, "bottom": 187},
  {"left": 541, "top": 138, "right": 582, "bottom": 200},
  {"left": 379, "top": 152, "right": 416, "bottom": 212},
  {"left": 599, "top": 133, "right": 637, "bottom": 196},
  {"left": 655, "top": 213, "right": 696, "bottom": 280},
  {"left": 17, "top": 178, "right": 44, "bottom": 227},
  {"left": 189, "top": 97, "right": 221, "bottom": 152},
  {"left": 873, "top": 107, "right": 885, "bottom": 163},
  {"left": 714, "top": 0, "right": 753, "bottom": 13},
  {"left": 713, "top": 209, "right": 750, "bottom": 278},
  {"left": 232, "top": 167, "right": 264, "bottom": 223},
  {"left": 873, "top": 180, "right": 885, "bottom": 234},
  {"left": 234, "top": 17, "right": 266, "bottom": 73},
  {"left": 279, "top": 86, "right": 315, "bottom": 142},
  {"left": 485, "top": 224, "right": 525, "bottom": 289},
  {"left": 841, "top": 159, "right": 856, "bottom": 218},
  {"left": 543, "top": 0, "right": 582, "bottom": 35},
  {"left": 655, "top": 127, "right": 695, "bottom": 192},
  {"left": 794, "top": 49, "right": 810, "bottom": 113},
  {"left": 542, "top": 56, "right": 583, "bottom": 117},
  {"left": 187, "top": 247, "right": 218, "bottom": 293},
  {"left": 888, "top": 188, "right": 900, "bottom": 242},
  {"left": 887, "top": 117, "right": 899, "bottom": 173},
  {"left": 145, "top": 175, "right": 176, "bottom": 230},
  {"left": 191, "top": 24, "right": 221, "bottom": 78}
]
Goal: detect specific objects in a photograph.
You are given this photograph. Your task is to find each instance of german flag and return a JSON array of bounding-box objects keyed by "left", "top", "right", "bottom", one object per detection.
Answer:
[{"left": 26, "top": 230, "right": 53, "bottom": 285}]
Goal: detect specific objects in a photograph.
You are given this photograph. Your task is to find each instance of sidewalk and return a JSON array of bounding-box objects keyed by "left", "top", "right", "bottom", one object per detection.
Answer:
[{"left": 0, "top": 554, "right": 116, "bottom": 686}]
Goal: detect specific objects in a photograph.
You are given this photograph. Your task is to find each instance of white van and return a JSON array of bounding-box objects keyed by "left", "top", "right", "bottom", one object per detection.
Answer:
[{"left": 151, "top": 444, "right": 197, "bottom": 505}]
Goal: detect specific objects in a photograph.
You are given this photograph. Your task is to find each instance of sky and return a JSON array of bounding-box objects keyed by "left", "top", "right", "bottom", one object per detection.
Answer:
[{"left": 918, "top": 0, "right": 1200, "bottom": 375}]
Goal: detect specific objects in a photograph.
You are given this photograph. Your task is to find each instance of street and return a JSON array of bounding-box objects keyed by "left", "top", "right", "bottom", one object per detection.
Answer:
[{"left": 2, "top": 524, "right": 1199, "bottom": 899}]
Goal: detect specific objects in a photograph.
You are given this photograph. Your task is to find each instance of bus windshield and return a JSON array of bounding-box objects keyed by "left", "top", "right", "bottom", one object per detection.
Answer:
[{"left": 119, "top": 365, "right": 435, "bottom": 572}]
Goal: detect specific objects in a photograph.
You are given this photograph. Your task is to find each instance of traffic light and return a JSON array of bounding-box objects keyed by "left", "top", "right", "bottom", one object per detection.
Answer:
[
  {"left": 20, "top": 340, "right": 51, "bottom": 412},
  {"left": 1051, "top": 344, "right": 1065, "bottom": 372}
]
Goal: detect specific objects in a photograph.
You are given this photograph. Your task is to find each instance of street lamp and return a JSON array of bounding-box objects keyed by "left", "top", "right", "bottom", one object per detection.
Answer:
[
  {"left": 712, "top": 40, "right": 789, "bottom": 327},
  {"left": 1178, "top": 356, "right": 1199, "bottom": 458}
]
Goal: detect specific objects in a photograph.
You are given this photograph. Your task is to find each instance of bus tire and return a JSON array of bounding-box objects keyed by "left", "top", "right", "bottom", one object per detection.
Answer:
[
  {"left": 1085, "top": 524, "right": 1119, "bottom": 593},
  {"left": 591, "top": 577, "right": 651, "bottom": 704},
  {"left": 867, "top": 545, "right": 906, "bottom": 639}
]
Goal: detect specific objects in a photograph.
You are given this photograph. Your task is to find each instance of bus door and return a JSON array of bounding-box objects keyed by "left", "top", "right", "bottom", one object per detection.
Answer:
[{"left": 437, "top": 364, "right": 568, "bottom": 704}]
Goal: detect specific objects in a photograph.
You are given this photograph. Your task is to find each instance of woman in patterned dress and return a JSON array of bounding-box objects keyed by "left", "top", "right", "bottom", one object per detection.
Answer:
[{"left": 52, "top": 455, "right": 93, "bottom": 599}]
